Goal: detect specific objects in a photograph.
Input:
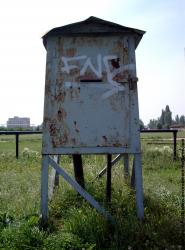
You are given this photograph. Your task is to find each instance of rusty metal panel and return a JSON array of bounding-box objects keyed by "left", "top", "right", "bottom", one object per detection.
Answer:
[{"left": 42, "top": 34, "right": 140, "bottom": 154}]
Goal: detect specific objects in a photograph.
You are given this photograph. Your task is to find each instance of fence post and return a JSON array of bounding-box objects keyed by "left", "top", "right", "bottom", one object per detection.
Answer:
[
  {"left": 15, "top": 133, "right": 19, "bottom": 159},
  {"left": 173, "top": 130, "right": 177, "bottom": 160},
  {"left": 181, "top": 139, "right": 185, "bottom": 247}
]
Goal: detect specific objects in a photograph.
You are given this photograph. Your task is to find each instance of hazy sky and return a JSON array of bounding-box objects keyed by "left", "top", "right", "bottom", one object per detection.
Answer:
[{"left": 0, "top": 0, "right": 184, "bottom": 125}]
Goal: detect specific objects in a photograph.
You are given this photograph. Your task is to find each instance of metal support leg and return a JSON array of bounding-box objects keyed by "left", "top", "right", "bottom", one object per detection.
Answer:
[
  {"left": 106, "top": 154, "right": 112, "bottom": 202},
  {"left": 49, "top": 156, "right": 115, "bottom": 224},
  {"left": 49, "top": 155, "right": 60, "bottom": 200},
  {"left": 40, "top": 155, "right": 49, "bottom": 226},
  {"left": 124, "top": 154, "right": 129, "bottom": 179},
  {"left": 73, "top": 154, "right": 85, "bottom": 188},
  {"left": 94, "top": 154, "right": 122, "bottom": 181},
  {"left": 134, "top": 154, "right": 144, "bottom": 220},
  {"left": 53, "top": 155, "right": 60, "bottom": 186}
]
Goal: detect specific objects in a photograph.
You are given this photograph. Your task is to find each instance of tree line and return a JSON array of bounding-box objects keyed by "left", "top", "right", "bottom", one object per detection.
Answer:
[{"left": 143, "top": 105, "right": 185, "bottom": 129}]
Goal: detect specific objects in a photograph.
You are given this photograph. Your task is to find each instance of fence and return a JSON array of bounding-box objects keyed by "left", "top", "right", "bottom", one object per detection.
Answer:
[
  {"left": 141, "top": 129, "right": 178, "bottom": 160},
  {"left": 0, "top": 129, "right": 178, "bottom": 159},
  {"left": 0, "top": 131, "right": 42, "bottom": 158},
  {"left": 181, "top": 139, "right": 185, "bottom": 247}
]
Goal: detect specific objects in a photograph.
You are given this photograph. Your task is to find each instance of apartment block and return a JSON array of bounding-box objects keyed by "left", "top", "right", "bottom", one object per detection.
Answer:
[{"left": 7, "top": 116, "right": 30, "bottom": 128}]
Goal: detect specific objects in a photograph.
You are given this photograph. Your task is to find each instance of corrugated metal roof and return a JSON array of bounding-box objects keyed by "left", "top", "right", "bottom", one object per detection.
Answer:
[{"left": 42, "top": 16, "right": 145, "bottom": 48}]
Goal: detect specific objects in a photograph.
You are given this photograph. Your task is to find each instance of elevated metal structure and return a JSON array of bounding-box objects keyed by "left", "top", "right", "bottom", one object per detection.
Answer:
[{"left": 40, "top": 16, "right": 145, "bottom": 225}]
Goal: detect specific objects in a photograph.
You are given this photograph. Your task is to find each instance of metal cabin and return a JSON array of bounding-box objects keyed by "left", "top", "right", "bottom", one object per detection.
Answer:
[{"left": 41, "top": 16, "right": 145, "bottom": 225}]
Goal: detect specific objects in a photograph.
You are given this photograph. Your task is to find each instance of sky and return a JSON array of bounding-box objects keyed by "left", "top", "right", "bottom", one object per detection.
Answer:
[{"left": 0, "top": 0, "right": 184, "bottom": 126}]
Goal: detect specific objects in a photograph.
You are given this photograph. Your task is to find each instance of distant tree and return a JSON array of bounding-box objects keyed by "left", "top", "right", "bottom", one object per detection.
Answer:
[
  {"left": 148, "top": 119, "right": 158, "bottom": 129},
  {"left": 163, "top": 105, "right": 172, "bottom": 128},
  {"left": 139, "top": 119, "right": 145, "bottom": 130},
  {"left": 160, "top": 109, "right": 165, "bottom": 126},
  {"left": 175, "top": 114, "right": 180, "bottom": 124},
  {"left": 165, "top": 105, "right": 170, "bottom": 112},
  {"left": 0, "top": 126, "right": 6, "bottom": 131},
  {"left": 179, "top": 115, "right": 185, "bottom": 126},
  {"left": 36, "top": 125, "right": 42, "bottom": 131},
  {"left": 159, "top": 106, "right": 172, "bottom": 128},
  {"left": 147, "top": 104, "right": 185, "bottom": 129},
  {"left": 157, "top": 122, "right": 162, "bottom": 129}
]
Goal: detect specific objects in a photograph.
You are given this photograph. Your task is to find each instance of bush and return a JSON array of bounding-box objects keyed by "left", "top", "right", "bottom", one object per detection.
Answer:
[
  {"left": 43, "top": 231, "right": 95, "bottom": 250},
  {"left": 0, "top": 216, "right": 46, "bottom": 250}
]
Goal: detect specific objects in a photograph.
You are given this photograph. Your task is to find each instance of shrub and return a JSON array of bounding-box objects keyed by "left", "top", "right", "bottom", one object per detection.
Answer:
[
  {"left": 0, "top": 216, "right": 46, "bottom": 250},
  {"left": 43, "top": 231, "right": 95, "bottom": 250}
]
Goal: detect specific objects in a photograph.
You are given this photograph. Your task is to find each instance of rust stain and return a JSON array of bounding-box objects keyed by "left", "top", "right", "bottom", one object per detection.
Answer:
[
  {"left": 51, "top": 130, "right": 70, "bottom": 147},
  {"left": 59, "top": 130, "right": 68, "bottom": 144},
  {"left": 113, "top": 70, "right": 129, "bottom": 83},
  {"left": 100, "top": 134, "right": 124, "bottom": 147},
  {"left": 112, "top": 143, "right": 122, "bottom": 147},
  {"left": 43, "top": 117, "right": 51, "bottom": 123},
  {"left": 57, "top": 108, "right": 67, "bottom": 121},
  {"left": 111, "top": 58, "right": 120, "bottom": 69},
  {"left": 55, "top": 91, "right": 66, "bottom": 102},
  {"left": 78, "top": 72, "right": 100, "bottom": 81},
  {"left": 66, "top": 86, "right": 80, "bottom": 101},
  {"left": 65, "top": 48, "right": 77, "bottom": 57},
  {"left": 49, "top": 123, "right": 57, "bottom": 136},
  {"left": 56, "top": 78, "right": 64, "bottom": 88},
  {"left": 51, "top": 137, "right": 58, "bottom": 148}
]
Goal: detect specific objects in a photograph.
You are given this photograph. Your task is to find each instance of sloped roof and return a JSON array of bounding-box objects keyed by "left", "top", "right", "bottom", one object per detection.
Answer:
[{"left": 43, "top": 16, "right": 145, "bottom": 48}]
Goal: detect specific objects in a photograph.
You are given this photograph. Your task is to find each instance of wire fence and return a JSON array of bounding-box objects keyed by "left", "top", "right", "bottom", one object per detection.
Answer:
[{"left": 181, "top": 139, "right": 185, "bottom": 248}]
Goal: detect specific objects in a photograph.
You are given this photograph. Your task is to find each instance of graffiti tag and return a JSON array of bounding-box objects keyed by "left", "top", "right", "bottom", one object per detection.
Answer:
[{"left": 61, "top": 55, "right": 135, "bottom": 99}]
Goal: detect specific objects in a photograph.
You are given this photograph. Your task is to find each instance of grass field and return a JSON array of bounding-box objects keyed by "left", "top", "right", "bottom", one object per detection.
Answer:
[{"left": 0, "top": 132, "right": 184, "bottom": 249}]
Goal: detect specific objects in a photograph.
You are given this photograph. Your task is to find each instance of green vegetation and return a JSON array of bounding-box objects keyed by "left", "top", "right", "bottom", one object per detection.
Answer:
[
  {"left": 147, "top": 105, "right": 185, "bottom": 129},
  {"left": 0, "top": 133, "right": 184, "bottom": 249}
]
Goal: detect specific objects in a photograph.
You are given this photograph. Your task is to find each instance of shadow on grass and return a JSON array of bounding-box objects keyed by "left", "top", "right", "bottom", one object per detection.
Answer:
[{"left": 47, "top": 186, "right": 182, "bottom": 250}]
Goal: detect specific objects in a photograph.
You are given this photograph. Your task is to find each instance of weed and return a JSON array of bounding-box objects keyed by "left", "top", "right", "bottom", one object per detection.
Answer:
[{"left": 0, "top": 134, "right": 183, "bottom": 249}]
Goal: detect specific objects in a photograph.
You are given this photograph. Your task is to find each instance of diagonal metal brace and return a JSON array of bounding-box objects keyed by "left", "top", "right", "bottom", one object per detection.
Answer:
[
  {"left": 94, "top": 154, "right": 122, "bottom": 181},
  {"left": 48, "top": 156, "right": 115, "bottom": 224}
]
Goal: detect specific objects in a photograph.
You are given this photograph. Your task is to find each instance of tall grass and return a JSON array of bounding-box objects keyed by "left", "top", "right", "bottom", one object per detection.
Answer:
[{"left": 0, "top": 134, "right": 183, "bottom": 249}]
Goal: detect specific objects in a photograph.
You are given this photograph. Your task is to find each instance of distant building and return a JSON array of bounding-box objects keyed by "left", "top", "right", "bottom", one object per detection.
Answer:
[{"left": 7, "top": 116, "right": 30, "bottom": 128}]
